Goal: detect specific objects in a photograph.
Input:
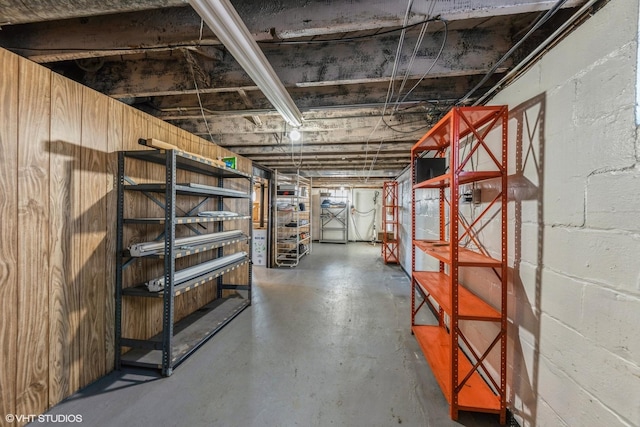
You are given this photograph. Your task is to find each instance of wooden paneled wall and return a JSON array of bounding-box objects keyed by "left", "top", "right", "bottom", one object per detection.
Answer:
[{"left": 0, "top": 48, "right": 252, "bottom": 425}]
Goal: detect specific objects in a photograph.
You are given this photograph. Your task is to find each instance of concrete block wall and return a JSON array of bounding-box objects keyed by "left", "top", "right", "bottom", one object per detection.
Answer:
[
  {"left": 398, "top": 0, "right": 640, "bottom": 425},
  {"left": 398, "top": 170, "right": 412, "bottom": 271}
]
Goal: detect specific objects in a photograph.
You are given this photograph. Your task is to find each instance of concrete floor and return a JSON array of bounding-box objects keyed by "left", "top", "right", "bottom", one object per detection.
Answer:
[{"left": 37, "top": 243, "right": 504, "bottom": 427}]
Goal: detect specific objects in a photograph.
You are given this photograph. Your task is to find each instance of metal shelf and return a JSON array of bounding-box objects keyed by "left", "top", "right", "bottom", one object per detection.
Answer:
[
  {"left": 124, "top": 148, "right": 251, "bottom": 179},
  {"left": 413, "top": 240, "right": 502, "bottom": 267},
  {"left": 125, "top": 183, "right": 250, "bottom": 199},
  {"left": 123, "top": 258, "right": 249, "bottom": 297},
  {"left": 413, "top": 272, "right": 501, "bottom": 321},
  {"left": 413, "top": 171, "right": 504, "bottom": 190},
  {"left": 412, "top": 326, "right": 502, "bottom": 413},
  {"left": 121, "top": 296, "right": 250, "bottom": 370},
  {"left": 410, "top": 106, "right": 508, "bottom": 423},
  {"left": 124, "top": 215, "right": 251, "bottom": 224},
  {"left": 382, "top": 181, "right": 399, "bottom": 264},
  {"left": 127, "top": 235, "right": 249, "bottom": 259},
  {"left": 319, "top": 194, "right": 348, "bottom": 244},
  {"left": 116, "top": 148, "right": 252, "bottom": 376},
  {"left": 274, "top": 171, "right": 312, "bottom": 267}
]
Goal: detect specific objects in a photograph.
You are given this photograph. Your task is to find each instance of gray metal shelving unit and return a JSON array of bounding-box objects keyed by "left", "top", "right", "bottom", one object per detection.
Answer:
[
  {"left": 319, "top": 194, "right": 349, "bottom": 243},
  {"left": 115, "top": 148, "right": 252, "bottom": 376},
  {"left": 274, "top": 171, "right": 311, "bottom": 267}
]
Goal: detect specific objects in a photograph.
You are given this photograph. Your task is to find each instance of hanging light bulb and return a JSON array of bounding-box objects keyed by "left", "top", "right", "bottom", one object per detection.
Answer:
[{"left": 289, "top": 129, "right": 301, "bottom": 141}]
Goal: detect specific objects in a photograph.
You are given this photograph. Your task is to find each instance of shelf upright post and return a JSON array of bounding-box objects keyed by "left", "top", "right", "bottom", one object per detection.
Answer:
[
  {"left": 450, "top": 108, "right": 461, "bottom": 421},
  {"left": 499, "top": 106, "right": 509, "bottom": 425},
  {"left": 438, "top": 163, "right": 446, "bottom": 329},
  {"left": 216, "top": 173, "right": 225, "bottom": 300},
  {"left": 115, "top": 152, "right": 125, "bottom": 371},
  {"left": 410, "top": 157, "right": 417, "bottom": 328},
  {"left": 248, "top": 175, "right": 254, "bottom": 304},
  {"left": 161, "top": 150, "right": 177, "bottom": 376}
]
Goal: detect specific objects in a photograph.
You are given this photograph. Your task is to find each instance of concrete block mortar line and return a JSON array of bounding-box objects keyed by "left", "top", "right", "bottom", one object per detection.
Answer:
[
  {"left": 538, "top": 370, "right": 636, "bottom": 427},
  {"left": 569, "top": 40, "right": 637, "bottom": 87},
  {"left": 586, "top": 162, "right": 639, "bottom": 177},
  {"left": 636, "top": 0, "right": 640, "bottom": 129},
  {"left": 541, "top": 259, "right": 640, "bottom": 299},
  {"left": 547, "top": 220, "right": 640, "bottom": 237},
  {"left": 536, "top": 323, "right": 639, "bottom": 423}
]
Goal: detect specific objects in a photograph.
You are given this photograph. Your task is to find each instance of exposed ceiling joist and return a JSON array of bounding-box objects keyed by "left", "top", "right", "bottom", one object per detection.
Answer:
[{"left": 0, "top": 0, "right": 593, "bottom": 184}]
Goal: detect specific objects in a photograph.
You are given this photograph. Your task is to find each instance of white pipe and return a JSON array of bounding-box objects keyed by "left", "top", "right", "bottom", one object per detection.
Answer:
[{"left": 474, "top": 0, "right": 600, "bottom": 106}]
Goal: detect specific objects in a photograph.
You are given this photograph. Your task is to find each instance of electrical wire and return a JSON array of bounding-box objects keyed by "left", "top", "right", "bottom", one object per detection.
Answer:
[
  {"left": 349, "top": 214, "right": 367, "bottom": 241},
  {"left": 257, "top": 16, "right": 444, "bottom": 46},
  {"left": 6, "top": 17, "right": 446, "bottom": 54},
  {"left": 349, "top": 193, "right": 378, "bottom": 243},
  {"left": 359, "top": 0, "right": 414, "bottom": 183},
  {"left": 456, "top": 0, "right": 570, "bottom": 105},
  {"left": 352, "top": 208, "right": 375, "bottom": 215},
  {"left": 290, "top": 132, "right": 303, "bottom": 169},
  {"left": 183, "top": 49, "right": 216, "bottom": 145},
  {"left": 384, "top": 0, "right": 414, "bottom": 117},
  {"left": 280, "top": 122, "right": 304, "bottom": 169},
  {"left": 393, "top": 0, "right": 438, "bottom": 109},
  {"left": 474, "top": 0, "right": 600, "bottom": 106},
  {"left": 198, "top": 18, "right": 204, "bottom": 43},
  {"left": 361, "top": 1, "right": 448, "bottom": 181},
  {"left": 396, "top": 18, "right": 447, "bottom": 107},
  {"left": 376, "top": 18, "right": 447, "bottom": 137}
]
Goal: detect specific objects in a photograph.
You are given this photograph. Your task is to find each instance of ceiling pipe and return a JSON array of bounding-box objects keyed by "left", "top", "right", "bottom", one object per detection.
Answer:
[
  {"left": 474, "top": 0, "right": 601, "bottom": 105},
  {"left": 156, "top": 100, "right": 456, "bottom": 119},
  {"left": 187, "top": 0, "right": 303, "bottom": 128},
  {"left": 457, "top": 0, "right": 571, "bottom": 105}
]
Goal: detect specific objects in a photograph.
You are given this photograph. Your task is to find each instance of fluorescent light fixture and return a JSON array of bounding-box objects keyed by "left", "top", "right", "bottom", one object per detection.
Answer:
[
  {"left": 188, "top": 0, "right": 303, "bottom": 128},
  {"left": 289, "top": 129, "right": 301, "bottom": 141}
]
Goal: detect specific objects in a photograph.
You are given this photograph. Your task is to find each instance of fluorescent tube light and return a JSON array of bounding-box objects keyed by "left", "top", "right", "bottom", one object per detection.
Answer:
[
  {"left": 129, "top": 230, "right": 243, "bottom": 257},
  {"left": 146, "top": 251, "right": 248, "bottom": 292},
  {"left": 188, "top": 0, "right": 303, "bottom": 128}
]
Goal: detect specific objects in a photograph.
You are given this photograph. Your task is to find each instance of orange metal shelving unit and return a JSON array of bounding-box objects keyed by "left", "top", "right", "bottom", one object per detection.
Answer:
[
  {"left": 382, "top": 181, "right": 399, "bottom": 264},
  {"left": 410, "top": 106, "right": 508, "bottom": 424}
]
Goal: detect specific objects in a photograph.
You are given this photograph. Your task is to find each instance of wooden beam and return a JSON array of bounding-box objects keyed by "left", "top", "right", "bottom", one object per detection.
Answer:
[
  {"left": 0, "top": 0, "right": 186, "bottom": 26},
  {"left": 258, "top": 160, "right": 408, "bottom": 169},
  {"left": 230, "top": 142, "right": 415, "bottom": 156},
  {"left": 0, "top": 1, "right": 584, "bottom": 62},
  {"left": 236, "top": 89, "right": 262, "bottom": 126},
  {"left": 169, "top": 111, "right": 434, "bottom": 135},
  {"left": 149, "top": 76, "right": 482, "bottom": 120},
  {"left": 193, "top": 126, "right": 431, "bottom": 146},
  {"left": 76, "top": 27, "right": 511, "bottom": 98}
]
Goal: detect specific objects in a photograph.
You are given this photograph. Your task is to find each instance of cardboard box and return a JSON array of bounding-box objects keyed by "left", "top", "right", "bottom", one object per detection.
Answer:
[{"left": 377, "top": 231, "right": 394, "bottom": 241}]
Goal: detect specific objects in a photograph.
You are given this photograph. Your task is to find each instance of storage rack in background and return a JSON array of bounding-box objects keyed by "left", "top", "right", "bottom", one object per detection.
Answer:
[
  {"left": 381, "top": 181, "right": 399, "bottom": 263},
  {"left": 115, "top": 148, "right": 252, "bottom": 376},
  {"left": 274, "top": 171, "right": 311, "bottom": 267},
  {"left": 319, "top": 192, "right": 349, "bottom": 244},
  {"left": 410, "top": 106, "right": 508, "bottom": 423}
]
